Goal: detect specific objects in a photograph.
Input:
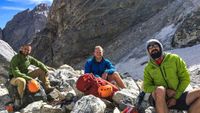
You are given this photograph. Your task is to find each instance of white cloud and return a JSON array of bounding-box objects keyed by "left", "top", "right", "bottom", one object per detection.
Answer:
[
  {"left": 6, "top": 0, "right": 53, "bottom": 5},
  {"left": 0, "top": 6, "right": 26, "bottom": 11}
]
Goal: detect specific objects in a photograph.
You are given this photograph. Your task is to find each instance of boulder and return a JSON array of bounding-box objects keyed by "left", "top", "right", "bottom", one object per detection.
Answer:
[
  {"left": 0, "top": 40, "right": 16, "bottom": 83},
  {"left": 71, "top": 95, "right": 106, "bottom": 113},
  {"left": 20, "top": 100, "right": 44, "bottom": 113},
  {"left": 41, "top": 104, "right": 64, "bottom": 113},
  {"left": 112, "top": 89, "right": 138, "bottom": 105},
  {"left": 172, "top": 8, "right": 200, "bottom": 48},
  {"left": 0, "top": 84, "right": 12, "bottom": 111}
]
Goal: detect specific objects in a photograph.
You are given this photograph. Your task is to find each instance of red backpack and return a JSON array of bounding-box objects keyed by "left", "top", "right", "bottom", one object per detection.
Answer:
[{"left": 76, "top": 73, "right": 119, "bottom": 99}]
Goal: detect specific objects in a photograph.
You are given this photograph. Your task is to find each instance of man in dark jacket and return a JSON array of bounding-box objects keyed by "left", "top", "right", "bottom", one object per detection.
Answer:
[
  {"left": 85, "top": 46, "right": 126, "bottom": 88},
  {"left": 9, "top": 44, "right": 54, "bottom": 100},
  {"left": 143, "top": 39, "right": 200, "bottom": 113}
]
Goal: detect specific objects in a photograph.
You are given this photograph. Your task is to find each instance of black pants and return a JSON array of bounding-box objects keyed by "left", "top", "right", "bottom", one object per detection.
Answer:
[{"left": 149, "top": 91, "right": 190, "bottom": 110}]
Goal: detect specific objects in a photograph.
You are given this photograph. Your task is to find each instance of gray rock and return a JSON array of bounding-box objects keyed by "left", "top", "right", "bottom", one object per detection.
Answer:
[
  {"left": 0, "top": 84, "right": 12, "bottom": 111},
  {"left": 48, "top": 89, "right": 65, "bottom": 101},
  {"left": 71, "top": 95, "right": 106, "bottom": 113},
  {"left": 113, "top": 107, "right": 121, "bottom": 113},
  {"left": 20, "top": 100, "right": 44, "bottom": 113},
  {"left": 104, "top": 107, "right": 120, "bottom": 113},
  {"left": 112, "top": 89, "right": 138, "bottom": 105},
  {"left": 2, "top": 3, "right": 49, "bottom": 51},
  {"left": 64, "top": 77, "right": 85, "bottom": 97},
  {"left": 0, "top": 28, "right": 3, "bottom": 40},
  {"left": 123, "top": 77, "right": 140, "bottom": 91},
  {"left": 0, "top": 40, "right": 16, "bottom": 83},
  {"left": 64, "top": 101, "right": 75, "bottom": 111},
  {"left": 31, "top": 0, "right": 175, "bottom": 68},
  {"left": 52, "top": 64, "right": 81, "bottom": 81},
  {"left": 0, "top": 40, "right": 16, "bottom": 62},
  {"left": 58, "top": 64, "right": 75, "bottom": 72},
  {"left": 189, "top": 65, "right": 200, "bottom": 88},
  {"left": 61, "top": 90, "right": 76, "bottom": 101},
  {"left": 145, "top": 107, "right": 155, "bottom": 113},
  {"left": 172, "top": 8, "right": 200, "bottom": 48},
  {"left": 41, "top": 104, "right": 64, "bottom": 113},
  {"left": 0, "top": 110, "right": 8, "bottom": 113}
]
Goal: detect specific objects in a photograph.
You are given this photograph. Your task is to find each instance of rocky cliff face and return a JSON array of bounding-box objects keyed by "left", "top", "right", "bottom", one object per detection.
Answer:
[
  {"left": 0, "top": 40, "right": 16, "bottom": 84},
  {"left": 2, "top": 3, "right": 49, "bottom": 51},
  {"left": 31, "top": 0, "right": 174, "bottom": 68},
  {"left": 172, "top": 7, "right": 200, "bottom": 48},
  {"left": 0, "top": 28, "right": 3, "bottom": 40}
]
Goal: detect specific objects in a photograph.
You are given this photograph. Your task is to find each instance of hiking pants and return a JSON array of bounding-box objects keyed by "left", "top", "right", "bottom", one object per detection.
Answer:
[{"left": 10, "top": 69, "right": 50, "bottom": 98}]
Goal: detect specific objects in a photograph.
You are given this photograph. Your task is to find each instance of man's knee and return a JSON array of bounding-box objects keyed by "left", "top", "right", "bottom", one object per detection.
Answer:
[
  {"left": 37, "top": 69, "right": 46, "bottom": 75},
  {"left": 10, "top": 77, "right": 26, "bottom": 86},
  {"left": 155, "top": 86, "right": 166, "bottom": 98},
  {"left": 111, "top": 72, "right": 120, "bottom": 78},
  {"left": 16, "top": 78, "right": 26, "bottom": 87}
]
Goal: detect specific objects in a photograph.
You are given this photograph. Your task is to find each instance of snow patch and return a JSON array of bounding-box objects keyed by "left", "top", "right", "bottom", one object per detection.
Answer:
[{"left": 116, "top": 44, "right": 200, "bottom": 79}]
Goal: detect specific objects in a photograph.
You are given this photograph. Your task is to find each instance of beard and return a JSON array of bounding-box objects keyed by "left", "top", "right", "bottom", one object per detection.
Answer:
[
  {"left": 150, "top": 50, "right": 162, "bottom": 59},
  {"left": 20, "top": 51, "right": 30, "bottom": 56}
]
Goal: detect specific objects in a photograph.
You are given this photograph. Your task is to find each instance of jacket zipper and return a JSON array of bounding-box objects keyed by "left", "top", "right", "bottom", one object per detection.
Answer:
[{"left": 159, "top": 66, "right": 169, "bottom": 88}]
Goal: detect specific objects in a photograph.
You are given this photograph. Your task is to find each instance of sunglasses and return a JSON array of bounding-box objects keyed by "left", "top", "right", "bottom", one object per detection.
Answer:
[{"left": 148, "top": 44, "right": 159, "bottom": 49}]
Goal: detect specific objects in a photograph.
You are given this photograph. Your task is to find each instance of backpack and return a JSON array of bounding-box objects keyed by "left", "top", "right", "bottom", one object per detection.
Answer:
[{"left": 76, "top": 73, "right": 119, "bottom": 99}]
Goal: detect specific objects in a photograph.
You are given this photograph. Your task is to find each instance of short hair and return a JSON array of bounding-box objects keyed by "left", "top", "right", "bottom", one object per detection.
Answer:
[{"left": 94, "top": 45, "right": 103, "bottom": 52}]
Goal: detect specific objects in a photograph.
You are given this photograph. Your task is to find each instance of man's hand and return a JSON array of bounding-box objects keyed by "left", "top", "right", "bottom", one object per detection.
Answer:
[
  {"left": 167, "top": 89, "right": 176, "bottom": 98},
  {"left": 167, "top": 98, "right": 176, "bottom": 107},
  {"left": 102, "top": 73, "right": 108, "bottom": 80}
]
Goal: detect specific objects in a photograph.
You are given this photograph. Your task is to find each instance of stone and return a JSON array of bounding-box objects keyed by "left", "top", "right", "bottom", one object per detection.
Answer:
[
  {"left": 0, "top": 40, "right": 16, "bottom": 83},
  {"left": 0, "top": 28, "right": 3, "bottom": 40},
  {"left": 112, "top": 89, "right": 138, "bottom": 105},
  {"left": 47, "top": 89, "right": 64, "bottom": 101},
  {"left": 20, "top": 100, "right": 44, "bottom": 113},
  {"left": 172, "top": 8, "right": 200, "bottom": 48},
  {"left": 0, "top": 84, "right": 12, "bottom": 111},
  {"left": 0, "top": 110, "right": 8, "bottom": 113},
  {"left": 71, "top": 95, "right": 106, "bottom": 113},
  {"left": 41, "top": 104, "right": 64, "bottom": 113},
  {"left": 123, "top": 77, "right": 140, "bottom": 91}
]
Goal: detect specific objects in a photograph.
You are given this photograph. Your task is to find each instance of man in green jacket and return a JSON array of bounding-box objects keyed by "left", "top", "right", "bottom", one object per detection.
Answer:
[
  {"left": 9, "top": 44, "right": 54, "bottom": 100},
  {"left": 143, "top": 39, "right": 200, "bottom": 113}
]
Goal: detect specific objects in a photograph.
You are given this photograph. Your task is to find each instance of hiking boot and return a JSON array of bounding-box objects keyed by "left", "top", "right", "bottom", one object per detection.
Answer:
[{"left": 45, "top": 86, "right": 55, "bottom": 94}]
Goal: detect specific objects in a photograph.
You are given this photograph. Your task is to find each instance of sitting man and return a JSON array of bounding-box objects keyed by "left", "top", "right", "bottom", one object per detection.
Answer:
[
  {"left": 143, "top": 39, "right": 200, "bottom": 113},
  {"left": 9, "top": 44, "right": 54, "bottom": 101},
  {"left": 84, "top": 45, "right": 126, "bottom": 88}
]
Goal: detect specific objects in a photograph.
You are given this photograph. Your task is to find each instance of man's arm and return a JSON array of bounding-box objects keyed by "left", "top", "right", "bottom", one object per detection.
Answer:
[
  {"left": 84, "top": 60, "right": 92, "bottom": 74},
  {"left": 104, "top": 59, "right": 116, "bottom": 75},
  {"left": 174, "top": 56, "right": 190, "bottom": 99},
  {"left": 143, "top": 68, "right": 157, "bottom": 93},
  {"left": 29, "top": 56, "right": 48, "bottom": 73},
  {"left": 10, "top": 56, "right": 32, "bottom": 80}
]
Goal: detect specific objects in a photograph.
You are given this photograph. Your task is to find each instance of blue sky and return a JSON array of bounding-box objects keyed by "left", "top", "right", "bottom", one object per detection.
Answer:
[{"left": 0, "top": 0, "right": 53, "bottom": 29}]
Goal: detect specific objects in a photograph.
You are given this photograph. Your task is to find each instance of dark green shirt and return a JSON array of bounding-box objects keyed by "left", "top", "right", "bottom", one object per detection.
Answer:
[{"left": 9, "top": 53, "right": 48, "bottom": 80}]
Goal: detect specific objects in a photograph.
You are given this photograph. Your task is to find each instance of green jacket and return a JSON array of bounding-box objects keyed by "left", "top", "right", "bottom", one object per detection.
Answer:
[
  {"left": 143, "top": 53, "right": 190, "bottom": 99},
  {"left": 9, "top": 53, "right": 48, "bottom": 80}
]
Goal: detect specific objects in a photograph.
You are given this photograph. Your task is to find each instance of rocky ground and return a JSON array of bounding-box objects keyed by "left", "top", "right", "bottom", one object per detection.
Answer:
[{"left": 0, "top": 62, "right": 199, "bottom": 113}]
